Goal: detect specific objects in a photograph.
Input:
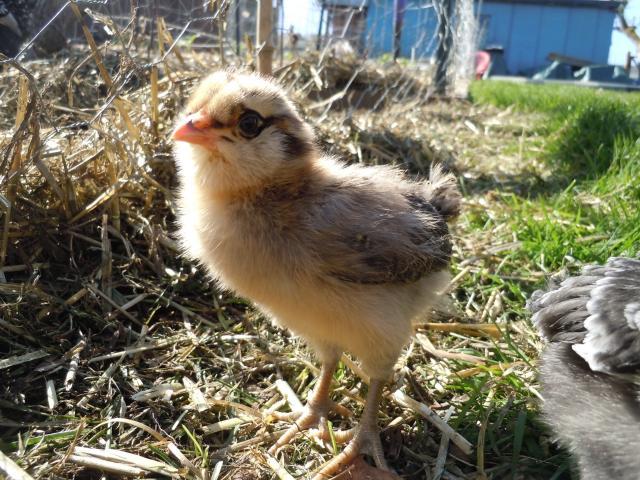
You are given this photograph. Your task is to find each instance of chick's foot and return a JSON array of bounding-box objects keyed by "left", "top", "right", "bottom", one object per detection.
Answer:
[
  {"left": 312, "top": 378, "right": 390, "bottom": 479},
  {"left": 269, "top": 358, "right": 353, "bottom": 453},
  {"left": 269, "top": 398, "right": 353, "bottom": 453},
  {"left": 312, "top": 425, "right": 388, "bottom": 480},
  {"left": 270, "top": 399, "right": 351, "bottom": 423}
]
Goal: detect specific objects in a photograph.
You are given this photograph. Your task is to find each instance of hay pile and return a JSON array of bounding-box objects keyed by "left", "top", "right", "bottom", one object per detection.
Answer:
[{"left": 0, "top": 21, "right": 515, "bottom": 479}]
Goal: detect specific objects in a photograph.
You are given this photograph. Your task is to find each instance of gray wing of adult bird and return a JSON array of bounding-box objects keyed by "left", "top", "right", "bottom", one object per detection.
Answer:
[
  {"left": 528, "top": 257, "right": 640, "bottom": 480},
  {"left": 529, "top": 257, "right": 640, "bottom": 378}
]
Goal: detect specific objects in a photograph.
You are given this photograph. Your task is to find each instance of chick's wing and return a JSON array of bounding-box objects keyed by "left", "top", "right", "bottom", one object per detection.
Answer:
[{"left": 307, "top": 187, "right": 453, "bottom": 285}]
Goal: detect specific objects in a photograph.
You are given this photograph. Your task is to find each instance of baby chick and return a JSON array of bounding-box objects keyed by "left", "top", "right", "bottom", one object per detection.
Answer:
[{"left": 172, "top": 70, "right": 460, "bottom": 477}]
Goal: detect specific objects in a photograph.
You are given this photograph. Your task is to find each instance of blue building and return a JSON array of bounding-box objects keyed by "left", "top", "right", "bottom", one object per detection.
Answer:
[
  {"left": 324, "top": 0, "right": 621, "bottom": 75},
  {"left": 477, "top": 0, "right": 621, "bottom": 74}
]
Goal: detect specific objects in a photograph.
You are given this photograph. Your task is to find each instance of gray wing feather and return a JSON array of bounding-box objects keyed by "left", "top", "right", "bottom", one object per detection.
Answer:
[{"left": 529, "top": 257, "right": 640, "bottom": 376}]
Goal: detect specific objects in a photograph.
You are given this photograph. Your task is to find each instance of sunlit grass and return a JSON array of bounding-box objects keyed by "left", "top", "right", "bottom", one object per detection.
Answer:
[{"left": 451, "top": 80, "right": 640, "bottom": 479}]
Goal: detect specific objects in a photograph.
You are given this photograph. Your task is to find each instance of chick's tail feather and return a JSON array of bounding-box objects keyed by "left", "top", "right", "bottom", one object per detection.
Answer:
[{"left": 423, "top": 164, "right": 461, "bottom": 221}]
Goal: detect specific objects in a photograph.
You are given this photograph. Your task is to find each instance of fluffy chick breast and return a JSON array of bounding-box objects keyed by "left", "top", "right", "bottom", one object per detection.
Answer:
[{"left": 174, "top": 71, "right": 460, "bottom": 379}]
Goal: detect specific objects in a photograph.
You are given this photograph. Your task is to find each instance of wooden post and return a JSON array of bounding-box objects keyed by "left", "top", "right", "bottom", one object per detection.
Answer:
[
  {"left": 324, "top": 6, "right": 331, "bottom": 42},
  {"left": 278, "top": 0, "right": 284, "bottom": 67},
  {"left": 257, "top": 0, "right": 274, "bottom": 75}
]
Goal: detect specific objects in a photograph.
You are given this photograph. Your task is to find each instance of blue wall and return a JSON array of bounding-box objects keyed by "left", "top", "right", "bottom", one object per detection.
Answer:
[
  {"left": 365, "top": 0, "right": 395, "bottom": 57},
  {"left": 401, "top": 3, "right": 440, "bottom": 57},
  {"left": 479, "top": 2, "right": 616, "bottom": 74},
  {"left": 364, "top": 0, "right": 616, "bottom": 74},
  {"left": 365, "top": 0, "right": 440, "bottom": 58}
]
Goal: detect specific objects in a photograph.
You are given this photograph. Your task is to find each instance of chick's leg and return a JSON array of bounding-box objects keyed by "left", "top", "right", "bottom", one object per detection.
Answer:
[
  {"left": 269, "top": 356, "right": 341, "bottom": 453},
  {"left": 312, "top": 378, "right": 388, "bottom": 480}
]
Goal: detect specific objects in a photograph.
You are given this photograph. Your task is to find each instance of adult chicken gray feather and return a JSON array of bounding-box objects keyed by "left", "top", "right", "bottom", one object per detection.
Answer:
[{"left": 528, "top": 257, "right": 640, "bottom": 480}]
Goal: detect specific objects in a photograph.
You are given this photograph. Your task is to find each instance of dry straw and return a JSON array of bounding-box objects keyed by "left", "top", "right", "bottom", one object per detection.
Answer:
[{"left": 0, "top": 2, "right": 537, "bottom": 479}]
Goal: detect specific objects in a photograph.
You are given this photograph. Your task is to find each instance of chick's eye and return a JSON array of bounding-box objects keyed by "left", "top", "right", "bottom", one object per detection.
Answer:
[{"left": 238, "top": 113, "right": 262, "bottom": 138}]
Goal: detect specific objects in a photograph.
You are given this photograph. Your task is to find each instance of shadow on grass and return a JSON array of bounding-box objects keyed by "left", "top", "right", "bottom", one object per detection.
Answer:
[
  {"left": 438, "top": 373, "right": 574, "bottom": 480},
  {"left": 319, "top": 127, "right": 456, "bottom": 175},
  {"left": 549, "top": 102, "right": 640, "bottom": 181},
  {"left": 463, "top": 99, "right": 640, "bottom": 202},
  {"left": 461, "top": 171, "right": 567, "bottom": 199}
]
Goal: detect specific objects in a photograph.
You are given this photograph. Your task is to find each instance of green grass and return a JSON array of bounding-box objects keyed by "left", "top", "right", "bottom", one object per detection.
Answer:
[
  {"left": 470, "top": 81, "right": 640, "bottom": 271},
  {"left": 469, "top": 80, "right": 640, "bottom": 116},
  {"left": 447, "top": 81, "right": 640, "bottom": 478},
  {"left": 4, "top": 72, "right": 638, "bottom": 480},
  {"left": 471, "top": 81, "right": 640, "bottom": 178}
]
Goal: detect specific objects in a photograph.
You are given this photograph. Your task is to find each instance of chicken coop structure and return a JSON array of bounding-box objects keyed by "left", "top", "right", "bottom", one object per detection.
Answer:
[
  {"left": 478, "top": 0, "right": 622, "bottom": 75},
  {"left": 315, "top": 0, "right": 445, "bottom": 60},
  {"left": 317, "top": 0, "right": 620, "bottom": 75}
]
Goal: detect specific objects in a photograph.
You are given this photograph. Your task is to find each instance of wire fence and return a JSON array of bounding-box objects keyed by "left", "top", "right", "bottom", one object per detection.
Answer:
[
  {"left": 0, "top": 0, "right": 481, "bottom": 197},
  {"left": 0, "top": 2, "right": 482, "bottom": 478},
  {"left": 2, "top": 2, "right": 479, "bottom": 156},
  {"left": 1, "top": 0, "right": 479, "bottom": 93},
  {"left": 0, "top": 0, "right": 481, "bottom": 277}
]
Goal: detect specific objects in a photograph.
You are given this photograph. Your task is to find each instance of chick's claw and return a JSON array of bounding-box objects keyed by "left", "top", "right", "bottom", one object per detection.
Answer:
[
  {"left": 270, "top": 399, "right": 352, "bottom": 423},
  {"left": 311, "top": 379, "right": 390, "bottom": 478},
  {"left": 312, "top": 428, "right": 389, "bottom": 480},
  {"left": 269, "top": 403, "right": 329, "bottom": 454},
  {"left": 268, "top": 401, "right": 354, "bottom": 454}
]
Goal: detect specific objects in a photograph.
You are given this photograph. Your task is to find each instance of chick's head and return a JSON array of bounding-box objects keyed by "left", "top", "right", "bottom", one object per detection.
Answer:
[{"left": 173, "top": 70, "right": 315, "bottom": 195}]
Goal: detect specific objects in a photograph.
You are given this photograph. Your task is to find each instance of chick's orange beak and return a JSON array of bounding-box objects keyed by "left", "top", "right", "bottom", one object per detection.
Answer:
[{"left": 172, "top": 111, "right": 219, "bottom": 149}]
